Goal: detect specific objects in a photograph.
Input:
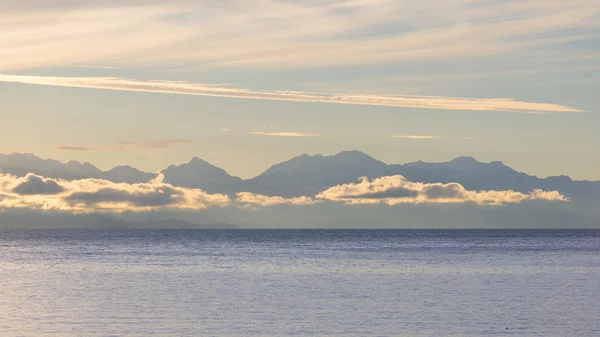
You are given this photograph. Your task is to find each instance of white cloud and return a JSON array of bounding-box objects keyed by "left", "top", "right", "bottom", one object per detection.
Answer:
[
  {"left": 316, "top": 176, "right": 568, "bottom": 206},
  {"left": 0, "top": 172, "right": 230, "bottom": 213},
  {"left": 235, "top": 192, "right": 316, "bottom": 209},
  {"left": 0, "top": 172, "right": 570, "bottom": 213},
  {"left": 0, "top": 74, "right": 582, "bottom": 113},
  {"left": 249, "top": 131, "right": 322, "bottom": 137}
]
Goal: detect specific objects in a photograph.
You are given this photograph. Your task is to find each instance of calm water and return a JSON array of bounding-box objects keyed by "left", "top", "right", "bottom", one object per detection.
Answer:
[{"left": 0, "top": 229, "right": 598, "bottom": 336}]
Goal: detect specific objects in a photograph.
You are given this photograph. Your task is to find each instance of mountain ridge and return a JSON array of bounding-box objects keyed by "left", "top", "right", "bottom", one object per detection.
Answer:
[
  {"left": 1, "top": 151, "right": 598, "bottom": 200},
  {"left": 3, "top": 151, "right": 596, "bottom": 182}
]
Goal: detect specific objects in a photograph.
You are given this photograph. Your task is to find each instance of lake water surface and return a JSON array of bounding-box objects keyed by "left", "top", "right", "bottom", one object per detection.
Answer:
[{"left": 1, "top": 229, "right": 598, "bottom": 336}]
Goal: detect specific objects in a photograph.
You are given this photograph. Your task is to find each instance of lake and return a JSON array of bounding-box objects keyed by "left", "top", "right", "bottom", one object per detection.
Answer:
[{"left": 1, "top": 229, "right": 598, "bottom": 336}]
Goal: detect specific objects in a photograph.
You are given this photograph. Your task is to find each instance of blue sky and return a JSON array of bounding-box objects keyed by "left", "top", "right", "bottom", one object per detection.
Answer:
[{"left": 1, "top": 0, "right": 599, "bottom": 180}]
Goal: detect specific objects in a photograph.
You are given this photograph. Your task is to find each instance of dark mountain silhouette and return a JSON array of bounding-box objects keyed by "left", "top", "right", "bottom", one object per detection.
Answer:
[
  {"left": 394, "top": 157, "right": 600, "bottom": 200},
  {"left": 240, "top": 150, "right": 391, "bottom": 197},
  {"left": 0, "top": 153, "right": 156, "bottom": 183},
  {"left": 0, "top": 153, "right": 102, "bottom": 179},
  {"left": 160, "top": 157, "right": 243, "bottom": 194},
  {"left": 1, "top": 152, "right": 599, "bottom": 228},
  {"left": 101, "top": 165, "right": 156, "bottom": 183},
  {"left": 395, "top": 157, "right": 541, "bottom": 192},
  {"left": 1, "top": 151, "right": 599, "bottom": 201},
  {"left": 238, "top": 152, "right": 599, "bottom": 200}
]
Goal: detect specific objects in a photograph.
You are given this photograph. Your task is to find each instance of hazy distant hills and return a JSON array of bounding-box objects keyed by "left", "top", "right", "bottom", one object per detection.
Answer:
[
  {"left": 1, "top": 151, "right": 599, "bottom": 201},
  {"left": 0, "top": 153, "right": 102, "bottom": 180},
  {"left": 161, "top": 157, "right": 243, "bottom": 194},
  {"left": 240, "top": 151, "right": 391, "bottom": 197},
  {"left": 101, "top": 165, "right": 156, "bottom": 184},
  {"left": 395, "top": 156, "right": 600, "bottom": 201}
]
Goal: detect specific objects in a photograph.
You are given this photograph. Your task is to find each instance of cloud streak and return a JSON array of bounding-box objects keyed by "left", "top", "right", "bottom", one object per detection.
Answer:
[
  {"left": 75, "top": 65, "right": 117, "bottom": 69},
  {"left": 316, "top": 176, "right": 568, "bottom": 206},
  {"left": 57, "top": 146, "right": 106, "bottom": 152},
  {"left": 249, "top": 131, "right": 321, "bottom": 137},
  {"left": 393, "top": 135, "right": 447, "bottom": 140},
  {"left": 0, "top": 74, "right": 582, "bottom": 113},
  {"left": 393, "top": 135, "right": 475, "bottom": 140},
  {"left": 0, "top": 173, "right": 230, "bottom": 213}
]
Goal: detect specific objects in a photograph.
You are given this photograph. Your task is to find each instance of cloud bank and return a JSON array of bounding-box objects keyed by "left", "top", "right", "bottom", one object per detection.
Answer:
[
  {"left": 0, "top": 172, "right": 569, "bottom": 214},
  {"left": 0, "top": 173, "right": 230, "bottom": 213},
  {"left": 316, "top": 176, "right": 568, "bottom": 206},
  {"left": 0, "top": 74, "right": 582, "bottom": 113}
]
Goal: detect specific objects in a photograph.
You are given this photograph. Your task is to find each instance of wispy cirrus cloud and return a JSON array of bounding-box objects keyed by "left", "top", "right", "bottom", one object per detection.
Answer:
[
  {"left": 0, "top": 1, "right": 598, "bottom": 71},
  {"left": 316, "top": 176, "right": 568, "bottom": 206},
  {"left": 57, "top": 139, "right": 191, "bottom": 152},
  {"left": 249, "top": 131, "right": 321, "bottom": 137},
  {"left": 0, "top": 74, "right": 582, "bottom": 113}
]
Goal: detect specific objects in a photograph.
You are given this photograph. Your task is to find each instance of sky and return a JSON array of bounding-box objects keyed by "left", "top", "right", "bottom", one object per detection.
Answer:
[{"left": 1, "top": 0, "right": 599, "bottom": 180}]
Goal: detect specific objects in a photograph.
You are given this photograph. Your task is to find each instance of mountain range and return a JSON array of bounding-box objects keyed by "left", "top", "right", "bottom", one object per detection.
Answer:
[{"left": 1, "top": 151, "right": 599, "bottom": 201}]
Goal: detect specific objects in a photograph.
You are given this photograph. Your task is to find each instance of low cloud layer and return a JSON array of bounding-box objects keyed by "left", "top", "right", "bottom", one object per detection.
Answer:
[
  {"left": 57, "top": 139, "right": 191, "bottom": 152},
  {"left": 0, "top": 172, "right": 569, "bottom": 214},
  {"left": 0, "top": 173, "right": 230, "bottom": 213},
  {"left": 236, "top": 192, "right": 316, "bottom": 209},
  {"left": 11, "top": 174, "right": 65, "bottom": 195},
  {"left": 316, "top": 176, "right": 568, "bottom": 206},
  {"left": 0, "top": 74, "right": 582, "bottom": 114}
]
